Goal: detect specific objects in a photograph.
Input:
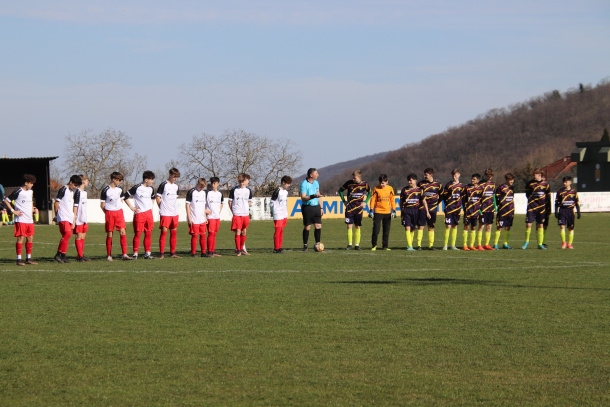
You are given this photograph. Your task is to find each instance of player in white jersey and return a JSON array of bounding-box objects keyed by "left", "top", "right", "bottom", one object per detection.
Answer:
[
  {"left": 73, "top": 174, "right": 91, "bottom": 262},
  {"left": 4, "top": 174, "right": 37, "bottom": 265},
  {"left": 186, "top": 178, "right": 212, "bottom": 257},
  {"left": 156, "top": 167, "right": 181, "bottom": 258},
  {"left": 270, "top": 175, "right": 292, "bottom": 253},
  {"left": 125, "top": 171, "right": 156, "bottom": 259},
  {"left": 100, "top": 171, "right": 131, "bottom": 261},
  {"left": 54, "top": 175, "right": 82, "bottom": 263},
  {"left": 228, "top": 173, "right": 253, "bottom": 256},
  {"left": 206, "top": 177, "right": 224, "bottom": 257}
]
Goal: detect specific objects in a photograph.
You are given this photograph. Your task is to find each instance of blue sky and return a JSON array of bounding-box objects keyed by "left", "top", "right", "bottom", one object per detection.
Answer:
[{"left": 1, "top": 0, "right": 609, "bottom": 173}]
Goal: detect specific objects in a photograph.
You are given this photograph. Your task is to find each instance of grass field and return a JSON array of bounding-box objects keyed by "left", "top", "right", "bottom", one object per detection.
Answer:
[{"left": 1, "top": 214, "right": 609, "bottom": 405}]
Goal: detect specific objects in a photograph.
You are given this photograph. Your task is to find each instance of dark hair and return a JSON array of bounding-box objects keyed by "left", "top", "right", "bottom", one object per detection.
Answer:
[
  {"left": 281, "top": 175, "right": 293, "bottom": 184},
  {"left": 562, "top": 176, "right": 573, "bottom": 182},
  {"left": 504, "top": 173, "right": 515, "bottom": 181},
  {"left": 209, "top": 177, "right": 220, "bottom": 185},
  {"left": 23, "top": 174, "right": 36, "bottom": 184},
  {"left": 472, "top": 173, "right": 481, "bottom": 180},
  {"left": 424, "top": 167, "right": 434, "bottom": 176},
  {"left": 111, "top": 171, "right": 123, "bottom": 181},
  {"left": 169, "top": 167, "right": 180, "bottom": 177},
  {"left": 237, "top": 173, "right": 251, "bottom": 183},
  {"left": 484, "top": 168, "right": 494, "bottom": 179},
  {"left": 197, "top": 177, "right": 208, "bottom": 187},
  {"left": 407, "top": 173, "right": 418, "bottom": 181},
  {"left": 69, "top": 174, "right": 82, "bottom": 186},
  {"left": 378, "top": 174, "right": 388, "bottom": 183},
  {"left": 451, "top": 168, "right": 460, "bottom": 176},
  {"left": 143, "top": 170, "right": 155, "bottom": 181},
  {"left": 533, "top": 168, "right": 543, "bottom": 175},
  {"left": 307, "top": 168, "right": 317, "bottom": 178}
]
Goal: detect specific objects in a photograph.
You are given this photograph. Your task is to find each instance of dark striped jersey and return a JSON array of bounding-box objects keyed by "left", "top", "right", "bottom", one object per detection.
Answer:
[
  {"left": 555, "top": 187, "right": 579, "bottom": 210},
  {"left": 442, "top": 182, "right": 465, "bottom": 215},
  {"left": 399, "top": 187, "right": 423, "bottom": 211},
  {"left": 495, "top": 183, "right": 515, "bottom": 218},
  {"left": 462, "top": 184, "right": 483, "bottom": 218},
  {"left": 479, "top": 181, "right": 495, "bottom": 213},
  {"left": 525, "top": 180, "right": 550, "bottom": 213},
  {"left": 339, "top": 180, "right": 371, "bottom": 215},
  {"left": 417, "top": 180, "right": 443, "bottom": 212}
]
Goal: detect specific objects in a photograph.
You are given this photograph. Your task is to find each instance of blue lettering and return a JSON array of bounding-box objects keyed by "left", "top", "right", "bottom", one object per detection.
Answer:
[
  {"left": 323, "top": 200, "right": 338, "bottom": 214},
  {"left": 290, "top": 200, "right": 303, "bottom": 217}
]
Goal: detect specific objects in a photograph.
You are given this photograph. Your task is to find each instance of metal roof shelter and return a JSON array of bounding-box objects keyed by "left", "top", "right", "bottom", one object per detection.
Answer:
[
  {"left": 571, "top": 131, "right": 610, "bottom": 192},
  {"left": 0, "top": 156, "right": 58, "bottom": 223}
]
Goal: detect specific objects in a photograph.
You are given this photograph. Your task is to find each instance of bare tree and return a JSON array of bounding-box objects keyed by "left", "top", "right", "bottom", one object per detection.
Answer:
[
  {"left": 63, "top": 128, "right": 146, "bottom": 196},
  {"left": 178, "top": 129, "right": 301, "bottom": 195}
]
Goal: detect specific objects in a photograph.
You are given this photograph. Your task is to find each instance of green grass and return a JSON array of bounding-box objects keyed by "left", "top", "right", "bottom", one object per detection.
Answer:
[{"left": 1, "top": 215, "right": 609, "bottom": 405}]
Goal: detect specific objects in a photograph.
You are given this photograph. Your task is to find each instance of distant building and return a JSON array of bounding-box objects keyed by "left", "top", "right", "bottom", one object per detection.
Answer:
[{"left": 571, "top": 130, "right": 610, "bottom": 191}]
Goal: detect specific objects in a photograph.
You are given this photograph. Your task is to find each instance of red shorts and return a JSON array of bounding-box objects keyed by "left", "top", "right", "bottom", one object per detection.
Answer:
[
  {"left": 189, "top": 223, "right": 207, "bottom": 235},
  {"left": 133, "top": 210, "right": 154, "bottom": 232},
  {"left": 14, "top": 222, "right": 34, "bottom": 237},
  {"left": 231, "top": 215, "right": 250, "bottom": 231},
  {"left": 105, "top": 209, "right": 126, "bottom": 232},
  {"left": 74, "top": 223, "right": 88, "bottom": 234},
  {"left": 207, "top": 218, "right": 220, "bottom": 233},
  {"left": 159, "top": 215, "right": 179, "bottom": 230},
  {"left": 274, "top": 218, "right": 287, "bottom": 228},
  {"left": 58, "top": 221, "right": 73, "bottom": 235}
]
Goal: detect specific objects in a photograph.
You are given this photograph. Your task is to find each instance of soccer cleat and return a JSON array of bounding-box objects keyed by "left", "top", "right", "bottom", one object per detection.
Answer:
[
  {"left": 170, "top": 253, "right": 181, "bottom": 258},
  {"left": 273, "top": 249, "right": 286, "bottom": 254},
  {"left": 236, "top": 250, "right": 242, "bottom": 257},
  {"left": 407, "top": 246, "right": 416, "bottom": 251},
  {"left": 143, "top": 253, "right": 154, "bottom": 259},
  {"left": 301, "top": 245, "right": 308, "bottom": 252},
  {"left": 61, "top": 254, "right": 71, "bottom": 264},
  {"left": 442, "top": 245, "right": 448, "bottom": 251},
  {"left": 371, "top": 246, "right": 377, "bottom": 251},
  {"left": 107, "top": 256, "right": 114, "bottom": 261},
  {"left": 212, "top": 252, "right": 222, "bottom": 257},
  {"left": 428, "top": 246, "right": 437, "bottom": 251},
  {"left": 567, "top": 244, "right": 574, "bottom": 249},
  {"left": 476, "top": 245, "right": 485, "bottom": 251},
  {"left": 132, "top": 254, "right": 138, "bottom": 260},
  {"left": 242, "top": 250, "right": 250, "bottom": 256},
  {"left": 537, "top": 245, "right": 547, "bottom": 250},
  {"left": 16, "top": 259, "right": 25, "bottom": 266},
  {"left": 346, "top": 245, "right": 353, "bottom": 250},
  {"left": 190, "top": 253, "right": 197, "bottom": 257},
  {"left": 521, "top": 242, "right": 529, "bottom": 250},
  {"left": 354, "top": 246, "right": 360, "bottom": 250},
  {"left": 561, "top": 242, "right": 567, "bottom": 249},
  {"left": 503, "top": 244, "right": 512, "bottom": 250},
  {"left": 25, "top": 259, "right": 38, "bottom": 265},
  {"left": 416, "top": 246, "right": 422, "bottom": 251},
  {"left": 483, "top": 245, "right": 495, "bottom": 250},
  {"left": 383, "top": 247, "right": 391, "bottom": 251},
  {"left": 542, "top": 244, "right": 548, "bottom": 248},
  {"left": 462, "top": 246, "right": 470, "bottom": 251},
  {"left": 158, "top": 254, "right": 165, "bottom": 259},
  {"left": 54, "top": 252, "right": 65, "bottom": 263},
  {"left": 450, "top": 246, "right": 459, "bottom": 250},
  {"left": 201, "top": 252, "right": 212, "bottom": 257},
  {"left": 77, "top": 256, "right": 85, "bottom": 262},
  {"left": 469, "top": 246, "right": 477, "bottom": 251},
  {"left": 122, "top": 254, "right": 134, "bottom": 260},
  {"left": 492, "top": 244, "right": 499, "bottom": 250}
]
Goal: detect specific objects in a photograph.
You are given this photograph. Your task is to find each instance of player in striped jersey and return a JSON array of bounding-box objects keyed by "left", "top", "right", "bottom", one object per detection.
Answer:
[
  {"left": 206, "top": 177, "right": 224, "bottom": 257},
  {"left": 270, "top": 176, "right": 292, "bottom": 253},
  {"left": 493, "top": 173, "right": 515, "bottom": 249},
  {"left": 478, "top": 169, "right": 496, "bottom": 250},
  {"left": 73, "top": 174, "right": 90, "bottom": 262},
  {"left": 54, "top": 175, "right": 82, "bottom": 263},
  {"left": 399, "top": 174, "right": 422, "bottom": 251},
  {"left": 521, "top": 168, "right": 550, "bottom": 250},
  {"left": 462, "top": 174, "right": 483, "bottom": 250},
  {"left": 4, "top": 174, "right": 37, "bottom": 265},
  {"left": 228, "top": 173, "right": 253, "bottom": 256},
  {"left": 157, "top": 168, "right": 181, "bottom": 258},
  {"left": 186, "top": 178, "right": 212, "bottom": 257},
  {"left": 101, "top": 171, "right": 131, "bottom": 261},
  {"left": 125, "top": 171, "right": 156, "bottom": 259},
  {"left": 441, "top": 169, "right": 464, "bottom": 250},
  {"left": 416, "top": 168, "right": 443, "bottom": 250},
  {"left": 555, "top": 176, "right": 581, "bottom": 249},
  {"left": 338, "top": 170, "right": 371, "bottom": 250}
]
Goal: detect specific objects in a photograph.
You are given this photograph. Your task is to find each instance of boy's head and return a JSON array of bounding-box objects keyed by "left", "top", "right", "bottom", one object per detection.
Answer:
[
  {"left": 142, "top": 170, "right": 155, "bottom": 186},
  {"left": 352, "top": 170, "right": 362, "bottom": 183},
  {"left": 563, "top": 176, "right": 573, "bottom": 188},
  {"left": 78, "top": 174, "right": 89, "bottom": 188},
  {"left": 307, "top": 168, "right": 318, "bottom": 180},
  {"left": 281, "top": 175, "right": 293, "bottom": 188},
  {"left": 484, "top": 168, "right": 494, "bottom": 181},
  {"left": 237, "top": 173, "right": 251, "bottom": 186},
  {"left": 23, "top": 174, "right": 36, "bottom": 189},
  {"left": 69, "top": 174, "right": 83, "bottom": 189},
  {"left": 210, "top": 177, "right": 220, "bottom": 190},
  {"left": 423, "top": 168, "right": 434, "bottom": 182},
  {"left": 407, "top": 173, "right": 418, "bottom": 187},
  {"left": 168, "top": 167, "right": 180, "bottom": 182},
  {"left": 196, "top": 177, "right": 207, "bottom": 190},
  {"left": 504, "top": 173, "right": 515, "bottom": 186},
  {"left": 111, "top": 171, "right": 124, "bottom": 184},
  {"left": 378, "top": 174, "right": 388, "bottom": 187},
  {"left": 533, "top": 168, "right": 543, "bottom": 181},
  {"left": 471, "top": 173, "right": 481, "bottom": 185}
]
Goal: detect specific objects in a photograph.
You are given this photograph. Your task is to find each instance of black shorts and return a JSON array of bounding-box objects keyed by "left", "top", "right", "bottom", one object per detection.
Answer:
[
  {"left": 302, "top": 205, "right": 322, "bottom": 226},
  {"left": 345, "top": 212, "right": 363, "bottom": 227},
  {"left": 480, "top": 212, "right": 494, "bottom": 225},
  {"left": 444, "top": 213, "right": 460, "bottom": 226},
  {"left": 464, "top": 215, "right": 478, "bottom": 227},
  {"left": 526, "top": 210, "right": 545, "bottom": 225},
  {"left": 557, "top": 209, "right": 575, "bottom": 229},
  {"left": 401, "top": 209, "right": 419, "bottom": 228},
  {"left": 496, "top": 215, "right": 514, "bottom": 228}
]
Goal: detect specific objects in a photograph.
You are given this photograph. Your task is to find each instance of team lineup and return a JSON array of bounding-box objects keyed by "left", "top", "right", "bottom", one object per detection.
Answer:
[{"left": 3, "top": 165, "right": 581, "bottom": 265}]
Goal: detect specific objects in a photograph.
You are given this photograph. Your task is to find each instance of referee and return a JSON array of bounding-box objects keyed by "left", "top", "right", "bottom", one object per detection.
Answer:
[{"left": 300, "top": 168, "right": 323, "bottom": 251}]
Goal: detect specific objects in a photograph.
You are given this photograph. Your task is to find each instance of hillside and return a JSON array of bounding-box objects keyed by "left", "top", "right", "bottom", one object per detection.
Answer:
[
  {"left": 322, "top": 80, "right": 610, "bottom": 193},
  {"left": 294, "top": 151, "right": 389, "bottom": 184}
]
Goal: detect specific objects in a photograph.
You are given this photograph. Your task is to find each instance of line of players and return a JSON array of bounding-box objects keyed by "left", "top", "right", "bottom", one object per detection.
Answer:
[{"left": 338, "top": 167, "right": 581, "bottom": 252}]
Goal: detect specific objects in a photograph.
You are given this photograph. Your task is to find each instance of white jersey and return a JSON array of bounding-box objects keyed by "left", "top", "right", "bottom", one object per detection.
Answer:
[
  {"left": 73, "top": 189, "right": 88, "bottom": 226},
  {"left": 55, "top": 185, "right": 75, "bottom": 224},
  {"left": 206, "top": 190, "right": 224, "bottom": 220},
  {"left": 270, "top": 187, "right": 289, "bottom": 220},
  {"left": 157, "top": 181, "right": 179, "bottom": 217},
  {"left": 185, "top": 188, "right": 208, "bottom": 225},
  {"left": 100, "top": 185, "right": 124, "bottom": 212},
  {"left": 6, "top": 188, "right": 34, "bottom": 224},
  {"left": 228, "top": 186, "right": 252, "bottom": 217},
  {"left": 126, "top": 183, "right": 155, "bottom": 213}
]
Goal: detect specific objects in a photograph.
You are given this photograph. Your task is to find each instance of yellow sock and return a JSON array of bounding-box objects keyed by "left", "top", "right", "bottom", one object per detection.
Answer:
[
  {"left": 494, "top": 230, "right": 501, "bottom": 246},
  {"left": 485, "top": 230, "right": 491, "bottom": 246},
  {"left": 470, "top": 230, "right": 476, "bottom": 247},
  {"left": 34, "top": 213, "right": 39, "bottom": 222},
  {"left": 428, "top": 231, "right": 435, "bottom": 248},
  {"left": 568, "top": 230, "right": 574, "bottom": 245},
  {"left": 1, "top": 213, "right": 7, "bottom": 223},
  {"left": 560, "top": 229, "right": 566, "bottom": 243},
  {"left": 525, "top": 228, "right": 531, "bottom": 243},
  {"left": 406, "top": 230, "right": 413, "bottom": 247},
  {"left": 542, "top": 228, "right": 547, "bottom": 245},
  {"left": 410, "top": 231, "right": 415, "bottom": 243},
  {"left": 444, "top": 228, "right": 450, "bottom": 246},
  {"left": 354, "top": 228, "right": 361, "bottom": 246},
  {"left": 504, "top": 230, "right": 510, "bottom": 245},
  {"left": 417, "top": 230, "right": 423, "bottom": 247},
  {"left": 537, "top": 228, "right": 544, "bottom": 245},
  {"left": 476, "top": 230, "right": 483, "bottom": 246},
  {"left": 463, "top": 230, "right": 469, "bottom": 246},
  {"left": 347, "top": 229, "right": 353, "bottom": 245},
  {"left": 451, "top": 228, "right": 458, "bottom": 246}
]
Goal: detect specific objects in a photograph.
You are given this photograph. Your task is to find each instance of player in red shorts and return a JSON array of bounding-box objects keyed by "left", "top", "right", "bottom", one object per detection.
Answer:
[
  {"left": 205, "top": 177, "right": 224, "bottom": 257},
  {"left": 4, "top": 174, "right": 37, "bottom": 265},
  {"left": 125, "top": 171, "right": 156, "bottom": 259},
  {"left": 53, "top": 175, "right": 82, "bottom": 263},
  {"left": 100, "top": 172, "right": 131, "bottom": 261},
  {"left": 270, "top": 175, "right": 292, "bottom": 253},
  {"left": 228, "top": 173, "right": 253, "bottom": 256},
  {"left": 157, "top": 168, "right": 181, "bottom": 258},
  {"left": 186, "top": 178, "right": 212, "bottom": 257},
  {"left": 73, "top": 174, "right": 91, "bottom": 262}
]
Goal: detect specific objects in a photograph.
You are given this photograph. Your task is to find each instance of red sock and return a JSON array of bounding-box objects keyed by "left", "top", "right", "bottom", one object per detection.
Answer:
[
  {"left": 120, "top": 234, "right": 127, "bottom": 256},
  {"left": 191, "top": 235, "right": 198, "bottom": 254},
  {"left": 26, "top": 242, "right": 33, "bottom": 256},
  {"left": 235, "top": 235, "right": 241, "bottom": 251},
  {"left": 240, "top": 234, "right": 247, "bottom": 250},
  {"left": 144, "top": 232, "right": 152, "bottom": 253},
  {"left": 59, "top": 228, "right": 72, "bottom": 253},
  {"left": 159, "top": 230, "right": 167, "bottom": 254},
  {"left": 170, "top": 229, "right": 177, "bottom": 253},
  {"left": 207, "top": 232, "right": 216, "bottom": 253},
  {"left": 274, "top": 227, "right": 282, "bottom": 250},
  {"left": 133, "top": 231, "right": 142, "bottom": 253},
  {"left": 200, "top": 233, "right": 207, "bottom": 253},
  {"left": 75, "top": 239, "right": 84, "bottom": 257},
  {"left": 16, "top": 242, "right": 23, "bottom": 256},
  {"left": 106, "top": 237, "right": 113, "bottom": 256}
]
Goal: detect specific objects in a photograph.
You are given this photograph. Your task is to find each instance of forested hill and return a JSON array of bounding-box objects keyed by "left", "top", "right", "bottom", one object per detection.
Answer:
[{"left": 322, "top": 80, "right": 610, "bottom": 194}]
